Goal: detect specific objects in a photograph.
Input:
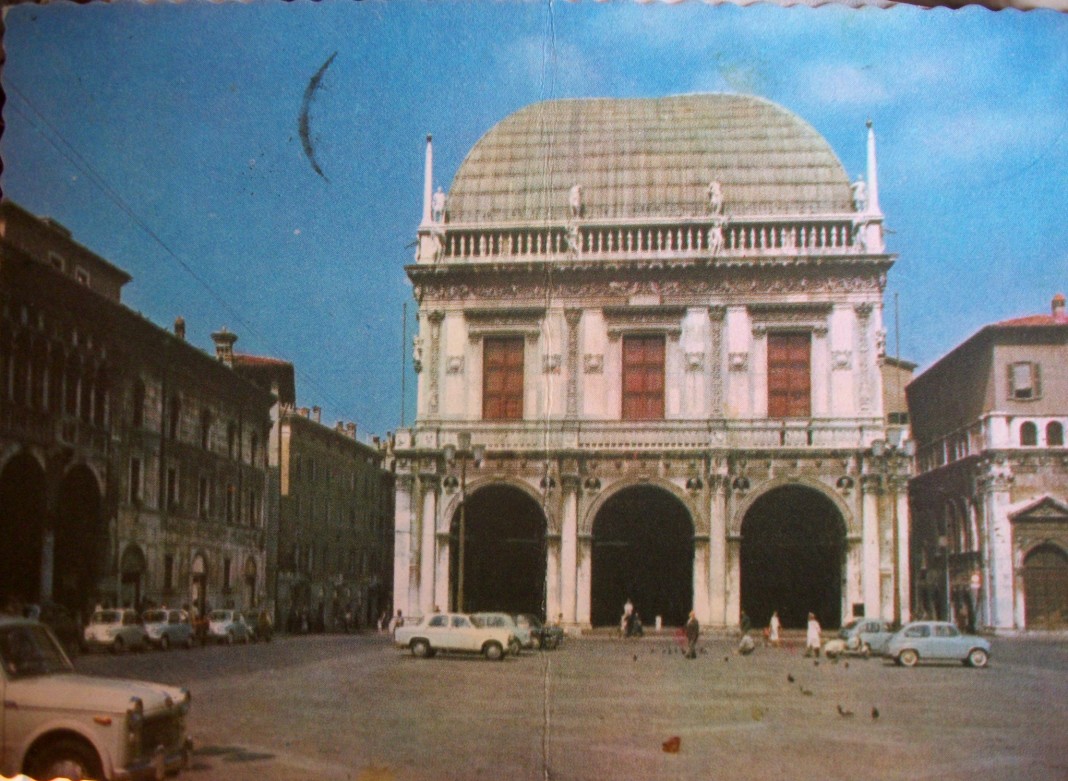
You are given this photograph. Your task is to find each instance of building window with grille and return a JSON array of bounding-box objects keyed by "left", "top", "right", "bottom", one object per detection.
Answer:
[
  {"left": 622, "top": 334, "right": 665, "bottom": 421},
  {"left": 768, "top": 332, "right": 812, "bottom": 418},
  {"left": 168, "top": 396, "right": 181, "bottom": 440},
  {"left": 165, "top": 467, "right": 179, "bottom": 512},
  {"left": 128, "top": 458, "right": 142, "bottom": 505},
  {"left": 198, "top": 476, "right": 210, "bottom": 520},
  {"left": 226, "top": 484, "right": 235, "bottom": 524},
  {"left": 200, "top": 409, "right": 212, "bottom": 450},
  {"left": 1009, "top": 362, "right": 1041, "bottom": 400},
  {"left": 483, "top": 336, "right": 524, "bottom": 420},
  {"left": 163, "top": 554, "right": 174, "bottom": 592}
]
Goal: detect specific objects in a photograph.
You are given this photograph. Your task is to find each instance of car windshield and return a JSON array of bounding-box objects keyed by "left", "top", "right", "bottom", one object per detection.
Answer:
[
  {"left": 90, "top": 610, "right": 122, "bottom": 624},
  {"left": 143, "top": 610, "right": 167, "bottom": 623},
  {"left": 0, "top": 624, "right": 73, "bottom": 678}
]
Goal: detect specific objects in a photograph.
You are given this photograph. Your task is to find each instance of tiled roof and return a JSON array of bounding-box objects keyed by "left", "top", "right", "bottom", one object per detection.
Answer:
[
  {"left": 233, "top": 353, "right": 293, "bottom": 368},
  {"left": 446, "top": 94, "right": 853, "bottom": 224}
]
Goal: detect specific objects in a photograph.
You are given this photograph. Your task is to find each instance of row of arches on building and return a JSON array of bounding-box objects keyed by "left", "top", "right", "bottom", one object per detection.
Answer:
[{"left": 445, "top": 481, "right": 848, "bottom": 629}]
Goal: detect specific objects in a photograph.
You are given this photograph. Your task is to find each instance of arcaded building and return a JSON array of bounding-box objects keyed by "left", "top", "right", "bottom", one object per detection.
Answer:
[
  {"left": 907, "top": 295, "right": 1068, "bottom": 630},
  {"left": 0, "top": 201, "right": 273, "bottom": 618},
  {"left": 393, "top": 94, "right": 911, "bottom": 630}
]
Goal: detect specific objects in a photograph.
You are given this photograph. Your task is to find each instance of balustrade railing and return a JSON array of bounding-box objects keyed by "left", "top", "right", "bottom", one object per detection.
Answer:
[{"left": 435, "top": 217, "right": 859, "bottom": 263}]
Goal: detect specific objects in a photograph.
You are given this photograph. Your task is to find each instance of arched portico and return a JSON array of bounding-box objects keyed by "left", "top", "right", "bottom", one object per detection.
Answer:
[
  {"left": 55, "top": 464, "right": 105, "bottom": 612},
  {"left": 589, "top": 482, "right": 695, "bottom": 627},
  {"left": 0, "top": 451, "right": 46, "bottom": 604},
  {"left": 739, "top": 483, "right": 847, "bottom": 629}
]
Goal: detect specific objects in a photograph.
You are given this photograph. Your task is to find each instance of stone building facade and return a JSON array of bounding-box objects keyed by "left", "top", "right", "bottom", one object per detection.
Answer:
[
  {"left": 907, "top": 295, "right": 1068, "bottom": 630},
  {"left": 0, "top": 201, "right": 273, "bottom": 618},
  {"left": 393, "top": 94, "right": 911, "bottom": 630}
]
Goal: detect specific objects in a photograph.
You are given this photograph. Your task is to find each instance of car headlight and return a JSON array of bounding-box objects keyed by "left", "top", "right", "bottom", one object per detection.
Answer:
[{"left": 126, "top": 696, "right": 144, "bottom": 751}]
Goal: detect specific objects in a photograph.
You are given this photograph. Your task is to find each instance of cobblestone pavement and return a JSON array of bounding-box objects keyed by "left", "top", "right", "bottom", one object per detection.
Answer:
[{"left": 74, "top": 631, "right": 1068, "bottom": 781}]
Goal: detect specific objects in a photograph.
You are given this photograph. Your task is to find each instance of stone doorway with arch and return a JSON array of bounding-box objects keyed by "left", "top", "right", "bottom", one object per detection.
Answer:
[
  {"left": 0, "top": 451, "right": 46, "bottom": 605},
  {"left": 449, "top": 483, "right": 547, "bottom": 615},
  {"left": 590, "top": 485, "right": 694, "bottom": 628},
  {"left": 740, "top": 484, "right": 846, "bottom": 630},
  {"left": 119, "top": 544, "right": 147, "bottom": 610},
  {"left": 1024, "top": 544, "right": 1068, "bottom": 628},
  {"left": 54, "top": 464, "right": 105, "bottom": 612}
]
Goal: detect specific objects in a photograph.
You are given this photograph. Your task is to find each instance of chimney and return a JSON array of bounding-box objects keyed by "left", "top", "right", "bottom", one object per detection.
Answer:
[
  {"left": 299, "top": 407, "right": 310, "bottom": 418},
  {"left": 312, "top": 406, "right": 321, "bottom": 423},
  {"left": 211, "top": 328, "right": 237, "bottom": 367},
  {"left": 1053, "top": 293, "right": 1066, "bottom": 320},
  {"left": 346, "top": 422, "right": 357, "bottom": 439},
  {"left": 174, "top": 316, "right": 186, "bottom": 341}
]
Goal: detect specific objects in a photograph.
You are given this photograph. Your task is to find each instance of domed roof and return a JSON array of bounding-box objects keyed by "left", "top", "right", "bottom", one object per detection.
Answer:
[{"left": 446, "top": 94, "right": 853, "bottom": 224}]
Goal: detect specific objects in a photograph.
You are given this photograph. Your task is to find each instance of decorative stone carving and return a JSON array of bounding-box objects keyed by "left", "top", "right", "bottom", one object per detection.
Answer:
[
  {"left": 875, "top": 329, "right": 887, "bottom": 360},
  {"left": 728, "top": 352, "right": 749, "bottom": 372},
  {"left": 412, "top": 336, "right": 424, "bottom": 374},
  {"left": 603, "top": 305, "right": 685, "bottom": 339},
  {"left": 685, "top": 352, "right": 705, "bottom": 372},
  {"left": 446, "top": 356, "right": 464, "bottom": 375},
  {"left": 832, "top": 350, "right": 853, "bottom": 370},
  {"left": 584, "top": 354, "right": 604, "bottom": 374},
  {"left": 543, "top": 354, "right": 562, "bottom": 374},
  {"left": 851, "top": 176, "right": 867, "bottom": 212},
  {"left": 707, "top": 180, "right": 724, "bottom": 214},
  {"left": 431, "top": 186, "right": 447, "bottom": 223},
  {"left": 569, "top": 184, "right": 582, "bottom": 219}
]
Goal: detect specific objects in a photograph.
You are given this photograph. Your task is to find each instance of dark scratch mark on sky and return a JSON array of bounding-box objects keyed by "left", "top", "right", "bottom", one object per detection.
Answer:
[{"left": 299, "top": 51, "right": 337, "bottom": 182}]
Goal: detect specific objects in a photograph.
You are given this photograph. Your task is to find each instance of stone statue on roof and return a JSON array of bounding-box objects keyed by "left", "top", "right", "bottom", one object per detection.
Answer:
[
  {"left": 709, "top": 224, "right": 724, "bottom": 255},
  {"left": 569, "top": 184, "right": 582, "bottom": 219},
  {"left": 707, "top": 180, "right": 724, "bottom": 214},
  {"left": 431, "top": 186, "right": 446, "bottom": 223},
  {"left": 851, "top": 176, "right": 867, "bottom": 213}
]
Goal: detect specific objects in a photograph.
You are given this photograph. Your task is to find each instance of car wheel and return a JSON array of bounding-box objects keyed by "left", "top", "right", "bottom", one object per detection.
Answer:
[
  {"left": 112, "top": 636, "right": 125, "bottom": 654},
  {"left": 967, "top": 648, "right": 989, "bottom": 668},
  {"left": 411, "top": 639, "right": 431, "bottom": 658},
  {"left": 28, "top": 737, "right": 103, "bottom": 781},
  {"left": 159, "top": 635, "right": 170, "bottom": 651},
  {"left": 531, "top": 635, "right": 542, "bottom": 651},
  {"left": 483, "top": 641, "right": 504, "bottom": 661},
  {"left": 861, "top": 643, "right": 871, "bottom": 659},
  {"left": 898, "top": 649, "right": 919, "bottom": 667},
  {"left": 509, "top": 639, "right": 522, "bottom": 657}
]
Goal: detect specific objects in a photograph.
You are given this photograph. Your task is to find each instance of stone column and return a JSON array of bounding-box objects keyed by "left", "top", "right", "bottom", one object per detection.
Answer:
[
  {"left": 576, "top": 534, "right": 592, "bottom": 627},
  {"left": 393, "top": 475, "right": 413, "bottom": 619},
  {"left": 561, "top": 483, "right": 579, "bottom": 623},
  {"left": 708, "top": 476, "right": 728, "bottom": 626},
  {"left": 979, "top": 461, "right": 1015, "bottom": 629},
  {"left": 434, "top": 527, "right": 451, "bottom": 614},
  {"left": 692, "top": 535, "right": 711, "bottom": 624},
  {"left": 725, "top": 537, "right": 741, "bottom": 627},
  {"left": 861, "top": 474, "right": 881, "bottom": 618},
  {"left": 418, "top": 477, "right": 438, "bottom": 616},
  {"left": 893, "top": 476, "right": 911, "bottom": 624}
]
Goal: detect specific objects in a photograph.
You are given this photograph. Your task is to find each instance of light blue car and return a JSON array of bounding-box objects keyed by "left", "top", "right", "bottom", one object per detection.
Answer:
[
  {"left": 886, "top": 621, "right": 991, "bottom": 668},
  {"left": 836, "top": 618, "right": 896, "bottom": 657}
]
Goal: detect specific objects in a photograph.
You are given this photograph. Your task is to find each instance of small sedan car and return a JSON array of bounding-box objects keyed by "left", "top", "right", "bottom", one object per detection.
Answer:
[
  {"left": 206, "top": 610, "right": 252, "bottom": 645},
  {"left": 0, "top": 616, "right": 193, "bottom": 781},
  {"left": 514, "top": 613, "right": 563, "bottom": 650},
  {"left": 83, "top": 609, "right": 148, "bottom": 654},
  {"left": 827, "top": 618, "right": 895, "bottom": 658},
  {"left": 142, "top": 608, "right": 195, "bottom": 650},
  {"left": 886, "top": 621, "right": 991, "bottom": 668},
  {"left": 394, "top": 612, "right": 516, "bottom": 660}
]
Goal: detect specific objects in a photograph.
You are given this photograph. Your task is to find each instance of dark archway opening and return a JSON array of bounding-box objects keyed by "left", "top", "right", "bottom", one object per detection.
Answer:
[
  {"left": 55, "top": 466, "right": 105, "bottom": 614},
  {"left": 591, "top": 486, "right": 694, "bottom": 628},
  {"left": 1024, "top": 544, "right": 1068, "bottom": 629},
  {"left": 451, "top": 484, "right": 547, "bottom": 616},
  {"left": 741, "top": 485, "right": 845, "bottom": 630},
  {"left": 0, "top": 453, "right": 46, "bottom": 604}
]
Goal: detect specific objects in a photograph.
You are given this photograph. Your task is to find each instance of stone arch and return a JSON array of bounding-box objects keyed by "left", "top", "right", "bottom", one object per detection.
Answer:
[
  {"left": 738, "top": 481, "right": 848, "bottom": 629},
  {"left": 729, "top": 475, "right": 853, "bottom": 538},
  {"left": 588, "top": 480, "right": 696, "bottom": 627},
  {"left": 447, "top": 479, "right": 549, "bottom": 616},
  {"left": 438, "top": 474, "right": 551, "bottom": 533},
  {"left": 581, "top": 476, "right": 704, "bottom": 537},
  {"left": 0, "top": 449, "right": 46, "bottom": 604},
  {"left": 54, "top": 463, "right": 105, "bottom": 611}
]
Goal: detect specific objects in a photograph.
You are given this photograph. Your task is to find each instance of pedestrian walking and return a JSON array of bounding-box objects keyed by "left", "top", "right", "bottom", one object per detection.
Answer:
[
  {"left": 768, "top": 610, "right": 781, "bottom": 648},
  {"left": 684, "top": 611, "right": 699, "bottom": 659},
  {"left": 805, "top": 612, "right": 822, "bottom": 657}
]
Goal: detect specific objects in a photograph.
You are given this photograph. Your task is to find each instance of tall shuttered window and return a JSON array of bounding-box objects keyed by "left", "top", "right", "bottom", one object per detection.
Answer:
[
  {"left": 768, "top": 332, "right": 811, "bottom": 418},
  {"left": 483, "top": 336, "right": 524, "bottom": 420},
  {"left": 622, "top": 335, "right": 665, "bottom": 421}
]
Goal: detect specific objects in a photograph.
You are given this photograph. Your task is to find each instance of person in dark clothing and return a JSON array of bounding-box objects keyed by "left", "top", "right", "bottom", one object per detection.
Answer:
[{"left": 684, "top": 611, "right": 700, "bottom": 659}]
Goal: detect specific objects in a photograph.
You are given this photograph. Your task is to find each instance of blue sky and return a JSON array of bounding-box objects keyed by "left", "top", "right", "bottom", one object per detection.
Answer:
[{"left": 3, "top": 1, "right": 1066, "bottom": 437}]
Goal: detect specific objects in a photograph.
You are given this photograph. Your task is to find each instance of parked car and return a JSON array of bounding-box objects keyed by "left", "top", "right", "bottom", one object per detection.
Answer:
[
  {"left": 142, "top": 608, "right": 195, "bottom": 650},
  {"left": 248, "top": 610, "right": 274, "bottom": 642},
  {"left": 394, "top": 612, "right": 516, "bottom": 661},
  {"left": 886, "top": 620, "right": 991, "bottom": 668},
  {"left": 514, "top": 613, "right": 563, "bottom": 650},
  {"left": 471, "top": 612, "right": 529, "bottom": 655},
  {"left": 33, "top": 602, "right": 83, "bottom": 658},
  {"left": 206, "top": 610, "right": 252, "bottom": 645},
  {"left": 825, "top": 618, "right": 895, "bottom": 658},
  {"left": 83, "top": 609, "right": 148, "bottom": 654},
  {"left": 0, "top": 616, "right": 193, "bottom": 781}
]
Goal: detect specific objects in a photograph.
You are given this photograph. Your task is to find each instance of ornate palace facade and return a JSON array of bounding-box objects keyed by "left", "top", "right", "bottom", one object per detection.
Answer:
[{"left": 393, "top": 95, "right": 911, "bottom": 629}]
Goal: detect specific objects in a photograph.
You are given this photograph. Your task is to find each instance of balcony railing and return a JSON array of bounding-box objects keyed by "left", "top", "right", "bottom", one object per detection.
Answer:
[{"left": 430, "top": 215, "right": 862, "bottom": 264}]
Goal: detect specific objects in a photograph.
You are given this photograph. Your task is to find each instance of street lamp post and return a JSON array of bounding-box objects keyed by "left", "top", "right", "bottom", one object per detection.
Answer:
[{"left": 444, "top": 432, "right": 485, "bottom": 613}]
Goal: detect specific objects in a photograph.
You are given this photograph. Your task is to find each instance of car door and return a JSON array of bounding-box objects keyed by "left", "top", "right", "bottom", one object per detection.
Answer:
[
  {"left": 451, "top": 615, "right": 477, "bottom": 652},
  {"left": 932, "top": 624, "right": 960, "bottom": 659}
]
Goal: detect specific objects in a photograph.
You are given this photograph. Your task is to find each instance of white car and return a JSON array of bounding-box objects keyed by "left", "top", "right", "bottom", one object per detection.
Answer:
[
  {"left": 83, "top": 609, "right": 149, "bottom": 654},
  {"left": 471, "top": 612, "right": 530, "bottom": 654},
  {"left": 394, "top": 612, "right": 516, "bottom": 661},
  {"left": 0, "top": 616, "right": 193, "bottom": 780},
  {"left": 207, "top": 610, "right": 252, "bottom": 645},
  {"left": 142, "top": 608, "right": 195, "bottom": 650}
]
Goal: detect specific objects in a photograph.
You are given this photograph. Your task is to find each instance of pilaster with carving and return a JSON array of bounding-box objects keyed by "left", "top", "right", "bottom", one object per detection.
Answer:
[
  {"left": 854, "top": 303, "right": 874, "bottom": 415},
  {"left": 709, "top": 306, "right": 725, "bottom": 417},
  {"left": 565, "top": 309, "right": 582, "bottom": 419},
  {"left": 427, "top": 311, "right": 445, "bottom": 417}
]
